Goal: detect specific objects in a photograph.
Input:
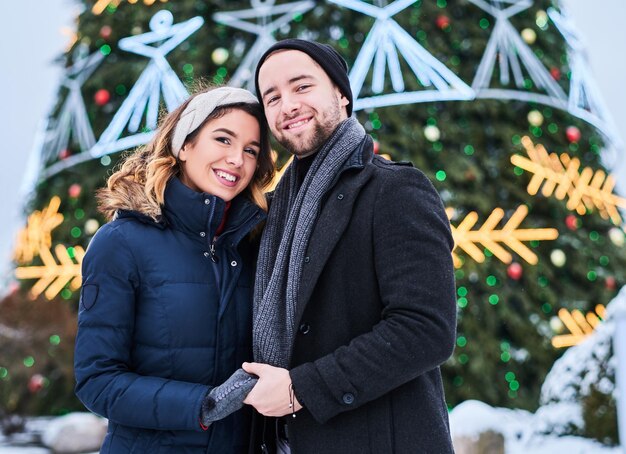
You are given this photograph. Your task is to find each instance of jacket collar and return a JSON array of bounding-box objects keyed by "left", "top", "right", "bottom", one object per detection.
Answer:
[
  {"left": 346, "top": 134, "right": 373, "bottom": 169},
  {"left": 118, "top": 177, "right": 265, "bottom": 242},
  {"left": 325, "top": 134, "right": 373, "bottom": 189},
  {"left": 115, "top": 209, "right": 168, "bottom": 229}
]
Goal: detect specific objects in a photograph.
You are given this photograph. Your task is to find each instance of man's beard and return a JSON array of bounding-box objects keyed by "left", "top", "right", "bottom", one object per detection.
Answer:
[{"left": 276, "top": 102, "right": 343, "bottom": 157}]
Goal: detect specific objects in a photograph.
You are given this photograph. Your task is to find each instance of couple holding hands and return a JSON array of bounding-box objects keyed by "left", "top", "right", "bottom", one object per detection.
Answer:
[{"left": 74, "top": 39, "right": 457, "bottom": 453}]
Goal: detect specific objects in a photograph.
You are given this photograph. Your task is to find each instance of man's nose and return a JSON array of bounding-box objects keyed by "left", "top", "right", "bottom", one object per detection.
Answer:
[{"left": 281, "top": 93, "right": 301, "bottom": 114}]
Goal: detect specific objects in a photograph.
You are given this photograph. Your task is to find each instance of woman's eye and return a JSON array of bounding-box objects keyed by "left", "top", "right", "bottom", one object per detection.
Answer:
[
  {"left": 216, "top": 137, "right": 230, "bottom": 145},
  {"left": 245, "top": 148, "right": 259, "bottom": 157},
  {"left": 297, "top": 84, "right": 311, "bottom": 92}
]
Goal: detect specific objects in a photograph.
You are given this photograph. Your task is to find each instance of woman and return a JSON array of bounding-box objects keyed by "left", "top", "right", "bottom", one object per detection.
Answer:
[{"left": 74, "top": 86, "right": 275, "bottom": 453}]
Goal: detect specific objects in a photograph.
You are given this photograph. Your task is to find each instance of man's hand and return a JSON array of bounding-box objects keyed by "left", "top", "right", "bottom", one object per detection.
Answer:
[{"left": 242, "top": 362, "right": 303, "bottom": 417}]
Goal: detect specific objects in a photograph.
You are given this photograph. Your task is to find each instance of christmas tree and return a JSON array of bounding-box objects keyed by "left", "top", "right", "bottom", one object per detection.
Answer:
[{"left": 6, "top": 0, "right": 626, "bottom": 442}]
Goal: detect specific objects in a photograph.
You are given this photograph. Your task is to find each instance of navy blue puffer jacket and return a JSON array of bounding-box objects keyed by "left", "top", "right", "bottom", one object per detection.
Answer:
[{"left": 74, "top": 177, "right": 265, "bottom": 453}]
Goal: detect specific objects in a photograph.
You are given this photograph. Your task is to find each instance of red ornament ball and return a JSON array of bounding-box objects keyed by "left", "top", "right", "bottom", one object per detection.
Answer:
[
  {"left": 565, "top": 214, "right": 578, "bottom": 231},
  {"left": 507, "top": 262, "right": 523, "bottom": 280},
  {"left": 606, "top": 276, "right": 616, "bottom": 291},
  {"left": 69, "top": 183, "right": 82, "bottom": 198},
  {"left": 566, "top": 126, "right": 581, "bottom": 143},
  {"left": 436, "top": 15, "right": 450, "bottom": 30},
  {"left": 28, "top": 374, "right": 45, "bottom": 394},
  {"left": 94, "top": 89, "right": 111, "bottom": 106},
  {"left": 59, "top": 148, "right": 71, "bottom": 159},
  {"left": 550, "top": 67, "right": 561, "bottom": 80},
  {"left": 100, "top": 25, "right": 112, "bottom": 40},
  {"left": 464, "top": 170, "right": 476, "bottom": 181},
  {"left": 373, "top": 141, "right": 380, "bottom": 154}
]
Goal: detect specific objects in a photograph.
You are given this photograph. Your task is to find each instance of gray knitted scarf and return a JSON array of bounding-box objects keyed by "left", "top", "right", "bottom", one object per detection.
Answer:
[{"left": 253, "top": 117, "right": 366, "bottom": 367}]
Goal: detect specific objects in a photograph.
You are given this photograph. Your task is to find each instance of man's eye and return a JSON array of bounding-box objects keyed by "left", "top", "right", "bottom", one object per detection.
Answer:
[
  {"left": 266, "top": 96, "right": 279, "bottom": 105},
  {"left": 297, "top": 84, "right": 311, "bottom": 91}
]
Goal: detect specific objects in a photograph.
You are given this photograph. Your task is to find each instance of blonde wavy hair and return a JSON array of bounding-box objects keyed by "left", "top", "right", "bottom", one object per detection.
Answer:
[{"left": 97, "top": 87, "right": 275, "bottom": 221}]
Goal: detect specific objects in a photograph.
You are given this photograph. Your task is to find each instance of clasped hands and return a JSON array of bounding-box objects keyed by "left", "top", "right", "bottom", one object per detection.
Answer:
[
  {"left": 201, "top": 362, "right": 302, "bottom": 426},
  {"left": 242, "top": 362, "right": 303, "bottom": 417}
]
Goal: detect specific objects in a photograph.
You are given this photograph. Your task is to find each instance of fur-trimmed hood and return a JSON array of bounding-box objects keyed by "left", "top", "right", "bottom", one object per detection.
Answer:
[{"left": 98, "top": 177, "right": 164, "bottom": 222}]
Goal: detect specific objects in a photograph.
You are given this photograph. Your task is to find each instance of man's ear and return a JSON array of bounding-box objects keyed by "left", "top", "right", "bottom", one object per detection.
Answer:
[{"left": 335, "top": 87, "right": 350, "bottom": 116}]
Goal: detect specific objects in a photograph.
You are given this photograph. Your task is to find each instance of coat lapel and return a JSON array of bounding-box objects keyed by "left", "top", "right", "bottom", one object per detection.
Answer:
[{"left": 295, "top": 155, "right": 375, "bottom": 326}]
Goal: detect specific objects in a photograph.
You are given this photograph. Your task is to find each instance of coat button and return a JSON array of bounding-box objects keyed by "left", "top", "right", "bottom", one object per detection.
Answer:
[
  {"left": 337, "top": 194, "right": 344, "bottom": 200},
  {"left": 204, "top": 199, "right": 211, "bottom": 205},
  {"left": 342, "top": 393, "right": 355, "bottom": 405},
  {"left": 304, "top": 256, "right": 310, "bottom": 263},
  {"left": 230, "top": 260, "right": 237, "bottom": 267},
  {"left": 203, "top": 252, "right": 210, "bottom": 258},
  {"left": 298, "top": 323, "right": 310, "bottom": 335},
  {"left": 199, "top": 231, "right": 206, "bottom": 237}
]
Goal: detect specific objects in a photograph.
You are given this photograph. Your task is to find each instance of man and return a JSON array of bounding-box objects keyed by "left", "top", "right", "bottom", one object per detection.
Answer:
[{"left": 243, "top": 39, "right": 457, "bottom": 453}]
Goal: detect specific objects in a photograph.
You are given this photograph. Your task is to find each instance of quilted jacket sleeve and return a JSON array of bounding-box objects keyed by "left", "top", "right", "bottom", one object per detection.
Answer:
[{"left": 74, "top": 222, "right": 208, "bottom": 431}]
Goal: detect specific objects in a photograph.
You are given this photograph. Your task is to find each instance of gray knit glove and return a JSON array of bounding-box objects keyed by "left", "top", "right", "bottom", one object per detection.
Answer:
[{"left": 200, "top": 369, "right": 257, "bottom": 426}]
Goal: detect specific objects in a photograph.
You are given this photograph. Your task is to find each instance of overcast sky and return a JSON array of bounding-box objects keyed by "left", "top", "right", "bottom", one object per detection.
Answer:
[{"left": 1, "top": 0, "right": 625, "bottom": 292}]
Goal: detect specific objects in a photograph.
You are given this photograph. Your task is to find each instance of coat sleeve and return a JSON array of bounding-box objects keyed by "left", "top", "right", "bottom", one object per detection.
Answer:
[
  {"left": 74, "top": 223, "right": 208, "bottom": 431},
  {"left": 290, "top": 166, "right": 457, "bottom": 424}
]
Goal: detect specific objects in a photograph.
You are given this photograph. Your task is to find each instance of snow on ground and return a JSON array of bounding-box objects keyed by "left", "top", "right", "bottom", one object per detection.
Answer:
[
  {"left": 0, "top": 449, "right": 48, "bottom": 454},
  {"left": 0, "top": 403, "right": 620, "bottom": 453},
  {"left": 450, "top": 400, "right": 620, "bottom": 453}
]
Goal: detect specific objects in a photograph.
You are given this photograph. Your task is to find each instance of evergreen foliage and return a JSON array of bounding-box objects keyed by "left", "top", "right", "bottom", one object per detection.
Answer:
[{"left": 7, "top": 1, "right": 625, "bottom": 431}]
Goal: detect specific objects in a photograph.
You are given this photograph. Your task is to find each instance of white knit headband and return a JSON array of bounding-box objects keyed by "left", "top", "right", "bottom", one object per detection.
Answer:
[{"left": 171, "top": 87, "right": 259, "bottom": 157}]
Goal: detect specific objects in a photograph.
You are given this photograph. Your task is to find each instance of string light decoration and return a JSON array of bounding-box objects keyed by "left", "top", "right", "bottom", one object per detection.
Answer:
[
  {"left": 13, "top": 197, "right": 64, "bottom": 265},
  {"left": 511, "top": 136, "right": 626, "bottom": 225},
  {"left": 469, "top": 0, "right": 567, "bottom": 102},
  {"left": 13, "top": 197, "right": 84, "bottom": 300},
  {"left": 43, "top": 11, "right": 204, "bottom": 180},
  {"left": 329, "top": 0, "right": 474, "bottom": 111},
  {"left": 446, "top": 205, "right": 559, "bottom": 268},
  {"left": 15, "top": 245, "right": 85, "bottom": 300},
  {"left": 11, "top": 0, "right": 626, "bottom": 421},
  {"left": 551, "top": 304, "right": 606, "bottom": 348},
  {"left": 213, "top": 0, "right": 315, "bottom": 91},
  {"left": 40, "top": 44, "right": 104, "bottom": 171},
  {"left": 60, "top": 27, "right": 78, "bottom": 52},
  {"left": 92, "top": 0, "right": 170, "bottom": 15},
  {"left": 35, "top": 3, "right": 623, "bottom": 183},
  {"left": 547, "top": 6, "right": 623, "bottom": 153},
  {"left": 89, "top": 11, "right": 203, "bottom": 161},
  {"left": 92, "top": 0, "right": 121, "bottom": 14}
]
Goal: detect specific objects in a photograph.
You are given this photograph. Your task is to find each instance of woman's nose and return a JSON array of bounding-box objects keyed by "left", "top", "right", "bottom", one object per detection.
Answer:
[{"left": 226, "top": 150, "right": 244, "bottom": 167}]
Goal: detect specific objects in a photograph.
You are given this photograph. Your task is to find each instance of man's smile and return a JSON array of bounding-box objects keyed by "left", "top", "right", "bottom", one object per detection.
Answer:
[{"left": 283, "top": 116, "right": 313, "bottom": 131}]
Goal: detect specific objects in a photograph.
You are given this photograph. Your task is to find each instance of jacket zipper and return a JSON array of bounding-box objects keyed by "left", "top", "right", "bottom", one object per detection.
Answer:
[{"left": 210, "top": 237, "right": 219, "bottom": 263}]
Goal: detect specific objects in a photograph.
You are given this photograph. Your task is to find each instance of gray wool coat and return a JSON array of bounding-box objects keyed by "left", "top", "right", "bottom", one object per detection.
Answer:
[{"left": 253, "top": 137, "right": 457, "bottom": 454}]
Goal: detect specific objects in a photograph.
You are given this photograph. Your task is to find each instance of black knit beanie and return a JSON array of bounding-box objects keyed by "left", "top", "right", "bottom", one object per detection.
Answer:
[{"left": 254, "top": 39, "right": 353, "bottom": 117}]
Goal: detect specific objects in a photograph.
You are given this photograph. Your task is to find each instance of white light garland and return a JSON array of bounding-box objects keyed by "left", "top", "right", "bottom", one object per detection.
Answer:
[
  {"left": 469, "top": 0, "right": 567, "bottom": 102},
  {"left": 330, "top": 0, "right": 474, "bottom": 111},
  {"left": 42, "top": 44, "right": 104, "bottom": 168},
  {"left": 90, "top": 10, "right": 204, "bottom": 158},
  {"left": 548, "top": 6, "right": 623, "bottom": 166},
  {"left": 213, "top": 0, "right": 315, "bottom": 91},
  {"left": 36, "top": 1, "right": 623, "bottom": 182}
]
